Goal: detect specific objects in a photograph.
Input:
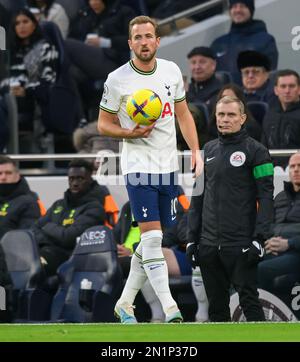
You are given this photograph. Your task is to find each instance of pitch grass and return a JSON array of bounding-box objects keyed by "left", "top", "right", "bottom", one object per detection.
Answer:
[{"left": 0, "top": 322, "right": 299, "bottom": 342}]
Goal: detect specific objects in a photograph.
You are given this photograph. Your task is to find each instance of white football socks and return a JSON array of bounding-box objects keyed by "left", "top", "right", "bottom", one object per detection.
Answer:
[
  {"left": 141, "top": 279, "right": 164, "bottom": 322},
  {"left": 118, "top": 242, "right": 147, "bottom": 305},
  {"left": 141, "top": 230, "right": 178, "bottom": 314},
  {"left": 192, "top": 266, "right": 209, "bottom": 322}
]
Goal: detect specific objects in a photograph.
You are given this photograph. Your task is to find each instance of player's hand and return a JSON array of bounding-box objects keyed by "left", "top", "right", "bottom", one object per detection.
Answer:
[
  {"left": 191, "top": 150, "right": 203, "bottom": 178},
  {"left": 186, "top": 242, "right": 200, "bottom": 268},
  {"left": 247, "top": 241, "right": 264, "bottom": 265},
  {"left": 129, "top": 124, "right": 155, "bottom": 138}
]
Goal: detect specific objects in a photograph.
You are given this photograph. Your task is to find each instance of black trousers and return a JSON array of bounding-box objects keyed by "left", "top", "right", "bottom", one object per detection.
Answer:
[
  {"left": 65, "top": 39, "right": 118, "bottom": 79},
  {"left": 199, "top": 244, "right": 265, "bottom": 322}
]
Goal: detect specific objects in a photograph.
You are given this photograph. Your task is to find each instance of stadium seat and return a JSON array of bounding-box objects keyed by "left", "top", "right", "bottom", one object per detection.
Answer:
[
  {"left": 215, "top": 71, "right": 233, "bottom": 85},
  {"left": 268, "top": 70, "right": 278, "bottom": 85},
  {"left": 273, "top": 274, "right": 300, "bottom": 319},
  {"left": 0, "top": 230, "right": 44, "bottom": 290},
  {"left": 191, "top": 101, "right": 210, "bottom": 126},
  {"left": 50, "top": 225, "right": 123, "bottom": 323},
  {"left": 0, "top": 230, "right": 46, "bottom": 318},
  {"left": 230, "top": 288, "right": 298, "bottom": 321},
  {"left": 3, "top": 93, "right": 19, "bottom": 154},
  {"left": 273, "top": 274, "right": 299, "bottom": 293},
  {"left": 247, "top": 101, "right": 269, "bottom": 125}
]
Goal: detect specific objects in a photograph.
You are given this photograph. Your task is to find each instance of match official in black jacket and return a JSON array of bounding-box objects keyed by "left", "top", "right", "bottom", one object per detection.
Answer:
[{"left": 187, "top": 96, "right": 274, "bottom": 321}]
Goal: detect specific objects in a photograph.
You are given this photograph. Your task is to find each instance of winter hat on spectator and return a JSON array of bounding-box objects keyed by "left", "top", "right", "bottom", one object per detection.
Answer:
[
  {"left": 187, "top": 46, "right": 216, "bottom": 60},
  {"left": 237, "top": 50, "right": 271, "bottom": 71},
  {"left": 229, "top": 0, "right": 255, "bottom": 17}
]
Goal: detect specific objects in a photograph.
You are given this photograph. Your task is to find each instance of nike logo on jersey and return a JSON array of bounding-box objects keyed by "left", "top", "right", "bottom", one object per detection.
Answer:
[
  {"left": 171, "top": 216, "right": 176, "bottom": 221},
  {"left": 242, "top": 248, "right": 249, "bottom": 253},
  {"left": 206, "top": 156, "right": 215, "bottom": 162}
]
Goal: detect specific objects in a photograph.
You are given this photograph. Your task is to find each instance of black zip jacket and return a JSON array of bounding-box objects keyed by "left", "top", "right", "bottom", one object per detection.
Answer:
[
  {"left": 211, "top": 19, "right": 278, "bottom": 84},
  {"left": 272, "top": 181, "right": 300, "bottom": 251},
  {"left": 188, "top": 128, "right": 274, "bottom": 247},
  {"left": 68, "top": 0, "right": 136, "bottom": 65},
  {"left": 261, "top": 100, "right": 300, "bottom": 150},
  {"left": 186, "top": 75, "right": 222, "bottom": 112},
  {"left": 32, "top": 182, "right": 106, "bottom": 254},
  {"left": 0, "top": 177, "right": 41, "bottom": 238}
]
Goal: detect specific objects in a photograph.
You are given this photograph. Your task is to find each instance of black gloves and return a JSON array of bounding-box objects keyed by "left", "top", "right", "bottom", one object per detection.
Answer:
[
  {"left": 247, "top": 240, "right": 264, "bottom": 265},
  {"left": 186, "top": 243, "right": 200, "bottom": 268}
]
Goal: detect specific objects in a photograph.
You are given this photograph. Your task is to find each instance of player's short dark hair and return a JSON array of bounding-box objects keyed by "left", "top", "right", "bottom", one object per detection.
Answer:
[
  {"left": 129, "top": 15, "right": 159, "bottom": 38},
  {"left": 68, "top": 159, "right": 94, "bottom": 174}
]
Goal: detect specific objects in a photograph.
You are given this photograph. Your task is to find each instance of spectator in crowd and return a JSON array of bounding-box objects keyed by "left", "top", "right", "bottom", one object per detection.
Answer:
[
  {"left": 258, "top": 152, "right": 300, "bottom": 301},
  {"left": 261, "top": 69, "right": 300, "bottom": 166},
  {"left": 0, "top": 155, "right": 45, "bottom": 322},
  {"left": 27, "top": 0, "right": 69, "bottom": 38},
  {"left": 73, "top": 121, "right": 120, "bottom": 155},
  {"left": 187, "top": 96, "right": 274, "bottom": 322},
  {"left": 66, "top": 0, "right": 136, "bottom": 113},
  {"left": 0, "top": 9, "right": 58, "bottom": 140},
  {"left": 176, "top": 46, "right": 221, "bottom": 150},
  {"left": 186, "top": 46, "right": 222, "bottom": 112},
  {"left": 31, "top": 159, "right": 106, "bottom": 277},
  {"left": 211, "top": 0, "right": 278, "bottom": 84},
  {"left": 0, "top": 155, "right": 44, "bottom": 322},
  {"left": 0, "top": 155, "right": 43, "bottom": 238},
  {"left": 65, "top": 0, "right": 136, "bottom": 122},
  {"left": 237, "top": 50, "right": 275, "bottom": 103},
  {"left": 208, "top": 83, "right": 262, "bottom": 142}
]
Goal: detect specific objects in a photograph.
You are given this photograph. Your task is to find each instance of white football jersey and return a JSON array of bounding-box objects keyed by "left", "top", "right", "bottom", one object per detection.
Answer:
[{"left": 100, "top": 58, "right": 185, "bottom": 175}]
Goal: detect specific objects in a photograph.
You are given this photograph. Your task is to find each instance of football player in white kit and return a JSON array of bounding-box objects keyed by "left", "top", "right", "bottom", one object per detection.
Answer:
[{"left": 98, "top": 15, "right": 203, "bottom": 323}]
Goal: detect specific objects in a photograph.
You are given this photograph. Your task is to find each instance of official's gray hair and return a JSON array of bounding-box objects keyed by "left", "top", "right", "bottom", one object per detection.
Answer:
[{"left": 216, "top": 95, "right": 245, "bottom": 115}]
